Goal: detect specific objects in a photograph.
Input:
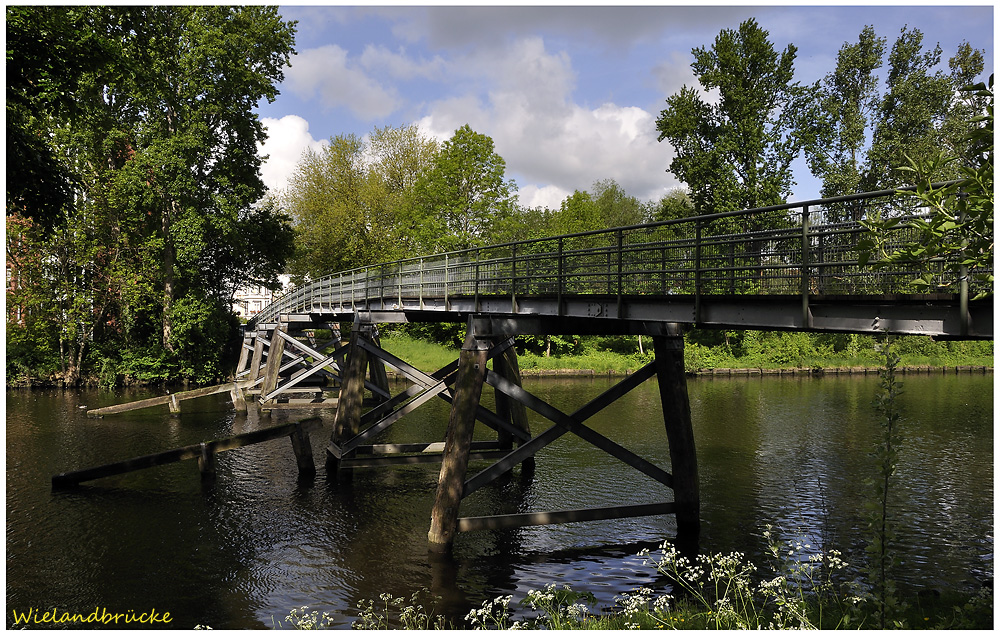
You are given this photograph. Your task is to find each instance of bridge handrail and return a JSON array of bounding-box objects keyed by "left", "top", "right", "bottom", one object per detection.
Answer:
[{"left": 249, "top": 181, "right": 986, "bottom": 327}]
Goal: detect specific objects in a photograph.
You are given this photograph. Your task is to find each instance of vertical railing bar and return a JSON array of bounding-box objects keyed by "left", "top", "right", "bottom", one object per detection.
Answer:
[
  {"left": 474, "top": 249, "right": 480, "bottom": 312},
  {"left": 444, "top": 254, "right": 449, "bottom": 311},
  {"left": 801, "top": 205, "right": 811, "bottom": 328},
  {"left": 557, "top": 237, "right": 564, "bottom": 315},
  {"left": 694, "top": 222, "right": 703, "bottom": 324},
  {"left": 511, "top": 244, "right": 517, "bottom": 313},
  {"left": 616, "top": 229, "right": 624, "bottom": 318}
]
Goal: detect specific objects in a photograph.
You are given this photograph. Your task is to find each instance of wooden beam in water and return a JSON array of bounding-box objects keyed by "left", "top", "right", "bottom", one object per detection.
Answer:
[
  {"left": 52, "top": 417, "right": 322, "bottom": 488},
  {"left": 457, "top": 501, "right": 676, "bottom": 532},
  {"left": 86, "top": 382, "right": 241, "bottom": 418},
  {"left": 342, "top": 450, "right": 509, "bottom": 469}
]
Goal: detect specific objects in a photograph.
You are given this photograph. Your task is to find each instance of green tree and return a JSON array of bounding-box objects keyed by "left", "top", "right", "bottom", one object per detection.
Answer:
[
  {"left": 411, "top": 124, "right": 519, "bottom": 252},
  {"left": 655, "top": 18, "right": 800, "bottom": 215},
  {"left": 549, "top": 189, "right": 600, "bottom": 236},
  {"left": 797, "top": 25, "right": 886, "bottom": 208},
  {"left": 799, "top": 26, "right": 984, "bottom": 224},
  {"left": 860, "top": 77, "right": 993, "bottom": 298},
  {"left": 6, "top": 6, "right": 297, "bottom": 384},
  {"left": 866, "top": 27, "right": 957, "bottom": 191},
  {"left": 284, "top": 124, "right": 439, "bottom": 281},
  {"left": 654, "top": 188, "right": 695, "bottom": 223},
  {"left": 6, "top": 6, "right": 117, "bottom": 230},
  {"left": 592, "top": 179, "right": 652, "bottom": 227}
]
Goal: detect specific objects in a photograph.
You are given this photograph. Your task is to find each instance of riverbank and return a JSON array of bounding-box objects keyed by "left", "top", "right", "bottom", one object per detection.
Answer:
[
  {"left": 378, "top": 333, "right": 993, "bottom": 378},
  {"left": 7, "top": 332, "right": 992, "bottom": 388},
  {"left": 518, "top": 364, "right": 993, "bottom": 378}
]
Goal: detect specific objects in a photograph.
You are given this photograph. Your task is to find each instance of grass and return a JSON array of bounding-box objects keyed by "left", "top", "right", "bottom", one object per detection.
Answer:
[{"left": 378, "top": 333, "right": 992, "bottom": 375}]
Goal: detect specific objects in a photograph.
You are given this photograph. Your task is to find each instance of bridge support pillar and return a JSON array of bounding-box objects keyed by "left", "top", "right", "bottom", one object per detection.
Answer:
[
  {"left": 366, "top": 328, "right": 391, "bottom": 404},
  {"left": 230, "top": 381, "right": 247, "bottom": 412},
  {"left": 652, "top": 328, "right": 700, "bottom": 558},
  {"left": 326, "top": 320, "right": 373, "bottom": 475},
  {"left": 259, "top": 323, "right": 287, "bottom": 416},
  {"left": 428, "top": 327, "right": 490, "bottom": 552},
  {"left": 493, "top": 339, "right": 533, "bottom": 470}
]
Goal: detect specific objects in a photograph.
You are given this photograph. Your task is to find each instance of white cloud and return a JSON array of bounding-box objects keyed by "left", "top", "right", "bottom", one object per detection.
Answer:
[
  {"left": 518, "top": 184, "right": 570, "bottom": 210},
  {"left": 259, "top": 115, "right": 328, "bottom": 194},
  {"left": 416, "top": 36, "right": 679, "bottom": 205},
  {"left": 285, "top": 45, "right": 400, "bottom": 120},
  {"left": 359, "top": 44, "right": 446, "bottom": 80}
]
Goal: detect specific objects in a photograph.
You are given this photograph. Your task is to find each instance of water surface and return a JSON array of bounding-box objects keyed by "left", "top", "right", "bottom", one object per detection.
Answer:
[{"left": 6, "top": 372, "right": 993, "bottom": 628}]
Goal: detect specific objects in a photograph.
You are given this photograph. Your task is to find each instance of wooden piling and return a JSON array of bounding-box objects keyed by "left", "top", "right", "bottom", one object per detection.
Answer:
[
  {"left": 248, "top": 331, "right": 266, "bottom": 381},
  {"left": 492, "top": 339, "right": 533, "bottom": 469},
  {"left": 230, "top": 381, "right": 247, "bottom": 412},
  {"left": 259, "top": 324, "right": 287, "bottom": 414},
  {"left": 327, "top": 323, "right": 370, "bottom": 472},
  {"left": 198, "top": 442, "right": 216, "bottom": 480},
  {"left": 289, "top": 425, "right": 316, "bottom": 476},
  {"left": 652, "top": 329, "right": 700, "bottom": 557},
  {"left": 427, "top": 330, "right": 490, "bottom": 551}
]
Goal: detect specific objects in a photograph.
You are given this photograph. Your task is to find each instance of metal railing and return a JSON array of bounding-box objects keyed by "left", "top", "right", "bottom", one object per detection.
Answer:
[{"left": 251, "top": 184, "right": 988, "bottom": 326}]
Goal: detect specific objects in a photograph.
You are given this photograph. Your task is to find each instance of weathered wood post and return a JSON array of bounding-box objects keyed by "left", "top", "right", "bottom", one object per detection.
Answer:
[
  {"left": 168, "top": 393, "right": 182, "bottom": 415},
  {"left": 289, "top": 424, "right": 316, "bottom": 477},
  {"left": 427, "top": 325, "right": 490, "bottom": 552},
  {"left": 367, "top": 329, "right": 391, "bottom": 404},
  {"left": 248, "top": 328, "right": 266, "bottom": 382},
  {"left": 652, "top": 325, "right": 699, "bottom": 558},
  {"left": 230, "top": 381, "right": 247, "bottom": 412},
  {"left": 198, "top": 442, "right": 216, "bottom": 481},
  {"left": 326, "top": 319, "right": 371, "bottom": 474},
  {"left": 235, "top": 332, "right": 252, "bottom": 376},
  {"left": 492, "top": 338, "right": 533, "bottom": 471},
  {"left": 259, "top": 324, "right": 287, "bottom": 416}
]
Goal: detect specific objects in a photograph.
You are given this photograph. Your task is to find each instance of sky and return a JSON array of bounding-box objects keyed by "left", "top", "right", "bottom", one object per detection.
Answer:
[{"left": 256, "top": 3, "right": 995, "bottom": 211}]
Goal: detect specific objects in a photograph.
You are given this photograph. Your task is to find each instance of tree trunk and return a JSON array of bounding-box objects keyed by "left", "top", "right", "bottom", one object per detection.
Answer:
[{"left": 162, "top": 201, "right": 177, "bottom": 353}]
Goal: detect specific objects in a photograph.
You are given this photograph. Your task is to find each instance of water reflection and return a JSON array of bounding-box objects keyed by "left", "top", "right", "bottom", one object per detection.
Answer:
[{"left": 6, "top": 373, "right": 993, "bottom": 628}]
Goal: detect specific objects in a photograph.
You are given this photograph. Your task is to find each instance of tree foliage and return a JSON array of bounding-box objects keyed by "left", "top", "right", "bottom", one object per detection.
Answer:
[
  {"left": 859, "top": 76, "right": 993, "bottom": 298},
  {"left": 656, "top": 18, "right": 800, "bottom": 215},
  {"left": 800, "top": 25, "right": 986, "bottom": 214},
  {"left": 283, "top": 125, "right": 439, "bottom": 281},
  {"left": 6, "top": 6, "right": 297, "bottom": 384},
  {"left": 410, "top": 125, "right": 519, "bottom": 252}
]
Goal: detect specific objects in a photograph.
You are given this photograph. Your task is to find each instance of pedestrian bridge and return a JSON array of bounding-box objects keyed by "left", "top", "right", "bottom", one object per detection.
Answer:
[
  {"left": 61, "top": 186, "right": 992, "bottom": 559},
  {"left": 251, "top": 185, "right": 991, "bottom": 339}
]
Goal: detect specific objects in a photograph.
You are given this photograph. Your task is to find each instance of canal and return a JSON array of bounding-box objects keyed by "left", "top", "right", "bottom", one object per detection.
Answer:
[{"left": 6, "top": 372, "right": 993, "bottom": 628}]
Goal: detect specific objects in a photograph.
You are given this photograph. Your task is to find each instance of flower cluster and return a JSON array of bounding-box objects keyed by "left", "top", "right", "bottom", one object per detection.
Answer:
[{"left": 286, "top": 606, "right": 335, "bottom": 630}]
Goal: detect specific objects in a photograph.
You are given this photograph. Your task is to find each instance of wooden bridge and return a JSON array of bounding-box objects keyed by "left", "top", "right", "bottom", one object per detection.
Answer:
[{"left": 62, "top": 186, "right": 993, "bottom": 555}]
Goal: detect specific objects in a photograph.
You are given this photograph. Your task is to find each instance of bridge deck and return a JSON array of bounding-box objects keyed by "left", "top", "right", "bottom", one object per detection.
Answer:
[
  {"left": 252, "top": 186, "right": 992, "bottom": 339},
  {"left": 258, "top": 292, "right": 990, "bottom": 339}
]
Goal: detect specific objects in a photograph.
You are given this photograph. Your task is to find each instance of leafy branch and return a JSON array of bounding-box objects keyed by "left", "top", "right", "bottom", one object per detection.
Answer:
[{"left": 859, "top": 76, "right": 993, "bottom": 298}]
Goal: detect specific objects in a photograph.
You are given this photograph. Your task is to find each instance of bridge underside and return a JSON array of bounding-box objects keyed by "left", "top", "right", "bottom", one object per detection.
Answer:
[
  {"left": 232, "top": 312, "right": 701, "bottom": 554},
  {"left": 258, "top": 292, "right": 992, "bottom": 339}
]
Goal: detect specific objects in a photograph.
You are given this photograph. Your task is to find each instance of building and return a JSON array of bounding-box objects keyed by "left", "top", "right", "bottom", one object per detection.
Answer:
[{"left": 233, "top": 274, "right": 292, "bottom": 320}]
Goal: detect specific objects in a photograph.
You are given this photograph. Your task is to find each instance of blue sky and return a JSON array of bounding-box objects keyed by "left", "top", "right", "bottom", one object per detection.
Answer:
[{"left": 256, "top": 3, "right": 994, "bottom": 211}]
